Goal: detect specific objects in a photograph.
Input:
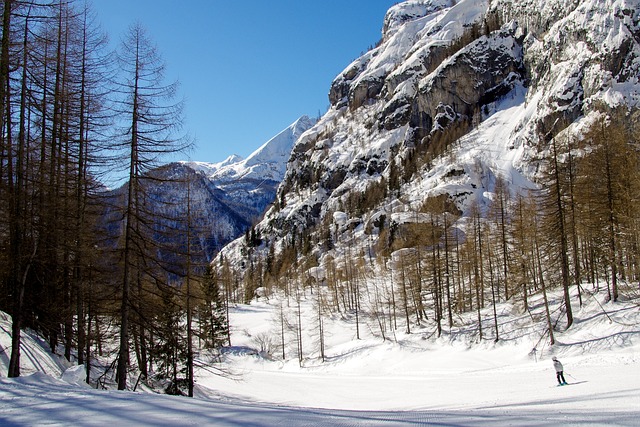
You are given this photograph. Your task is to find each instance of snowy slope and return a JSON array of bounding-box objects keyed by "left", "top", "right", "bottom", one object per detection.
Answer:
[
  {"left": 0, "top": 313, "right": 68, "bottom": 379},
  {"left": 202, "top": 286, "right": 640, "bottom": 413}
]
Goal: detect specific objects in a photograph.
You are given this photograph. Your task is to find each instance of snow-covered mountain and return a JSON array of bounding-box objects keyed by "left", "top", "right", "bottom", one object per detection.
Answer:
[
  {"left": 186, "top": 115, "right": 316, "bottom": 184},
  {"left": 217, "top": 0, "right": 640, "bottom": 281},
  {"left": 181, "top": 115, "right": 317, "bottom": 228},
  {"left": 104, "top": 115, "right": 316, "bottom": 262}
]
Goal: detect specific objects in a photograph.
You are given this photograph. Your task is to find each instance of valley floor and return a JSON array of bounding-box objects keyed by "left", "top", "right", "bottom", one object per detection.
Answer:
[
  {"left": 1, "top": 289, "right": 639, "bottom": 426},
  {"left": 0, "top": 352, "right": 637, "bottom": 426}
]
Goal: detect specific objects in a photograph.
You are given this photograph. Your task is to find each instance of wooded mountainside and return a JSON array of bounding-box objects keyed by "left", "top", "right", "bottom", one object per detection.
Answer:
[{"left": 214, "top": 0, "right": 640, "bottom": 367}]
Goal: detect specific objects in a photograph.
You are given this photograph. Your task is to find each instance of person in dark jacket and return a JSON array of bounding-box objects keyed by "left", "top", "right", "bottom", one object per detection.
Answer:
[{"left": 552, "top": 356, "right": 567, "bottom": 385}]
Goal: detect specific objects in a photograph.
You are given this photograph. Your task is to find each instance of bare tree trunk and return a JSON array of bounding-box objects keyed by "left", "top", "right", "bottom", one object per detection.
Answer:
[
  {"left": 186, "top": 181, "right": 194, "bottom": 397},
  {"left": 117, "top": 70, "right": 138, "bottom": 389},
  {"left": 280, "top": 301, "right": 286, "bottom": 360},
  {"left": 317, "top": 291, "right": 325, "bottom": 362},
  {"left": 296, "top": 287, "right": 303, "bottom": 366},
  {"left": 551, "top": 137, "right": 573, "bottom": 328},
  {"left": 430, "top": 215, "right": 442, "bottom": 337},
  {"left": 443, "top": 213, "right": 453, "bottom": 328},
  {"left": 487, "top": 238, "right": 499, "bottom": 342},
  {"left": 535, "top": 232, "right": 555, "bottom": 346},
  {"left": 566, "top": 139, "right": 582, "bottom": 306},
  {"left": 473, "top": 211, "right": 484, "bottom": 341},
  {"left": 5, "top": 0, "right": 22, "bottom": 378}
]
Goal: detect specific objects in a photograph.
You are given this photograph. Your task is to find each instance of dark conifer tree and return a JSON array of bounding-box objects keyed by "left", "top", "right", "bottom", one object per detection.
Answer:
[{"left": 199, "top": 265, "right": 229, "bottom": 350}]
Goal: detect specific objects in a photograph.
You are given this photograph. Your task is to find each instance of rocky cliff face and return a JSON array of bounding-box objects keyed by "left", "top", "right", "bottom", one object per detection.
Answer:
[{"left": 218, "top": 0, "right": 640, "bottom": 271}]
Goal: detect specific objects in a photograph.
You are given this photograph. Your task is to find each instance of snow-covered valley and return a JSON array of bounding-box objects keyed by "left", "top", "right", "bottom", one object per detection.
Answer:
[
  {"left": 1, "top": 286, "right": 638, "bottom": 426},
  {"left": 2, "top": 0, "right": 640, "bottom": 425}
]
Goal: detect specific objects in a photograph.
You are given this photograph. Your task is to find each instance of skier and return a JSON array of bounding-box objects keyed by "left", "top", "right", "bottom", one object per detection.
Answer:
[{"left": 552, "top": 356, "right": 567, "bottom": 385}]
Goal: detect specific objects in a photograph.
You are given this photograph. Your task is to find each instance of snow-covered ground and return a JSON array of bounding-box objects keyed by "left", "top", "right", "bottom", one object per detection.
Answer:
[{"left": 0, "top": 287, "right": 638, "bottom": 426}]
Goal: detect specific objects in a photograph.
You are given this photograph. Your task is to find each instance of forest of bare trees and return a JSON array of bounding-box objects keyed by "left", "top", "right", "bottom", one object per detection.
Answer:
[
  {"left": 222, "top": 111, "right": 640, "bottom": 361},
  {"left": 0, "top": 0, "right": 228, "bottom": 396}
]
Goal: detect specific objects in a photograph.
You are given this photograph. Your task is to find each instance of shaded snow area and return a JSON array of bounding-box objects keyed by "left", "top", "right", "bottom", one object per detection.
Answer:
[{"left": 1, "top": 287, "right": 639, "bottom": 426}]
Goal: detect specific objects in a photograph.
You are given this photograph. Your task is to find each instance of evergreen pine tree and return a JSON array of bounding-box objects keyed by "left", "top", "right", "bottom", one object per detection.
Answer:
[{"left": 200, "top": 265, "right": 229, "bottom": 350}]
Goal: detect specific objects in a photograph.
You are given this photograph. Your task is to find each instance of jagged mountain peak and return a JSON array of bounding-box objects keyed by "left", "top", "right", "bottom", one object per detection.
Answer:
[
  {"left": 330, "top": 0, "right": 490, "bottom": 111},
  {"left": 240, "top": 115, "right": 317, "bottom": 175},
  {"left": 183, "top": 115, "right": 316, "bottom": 183}
]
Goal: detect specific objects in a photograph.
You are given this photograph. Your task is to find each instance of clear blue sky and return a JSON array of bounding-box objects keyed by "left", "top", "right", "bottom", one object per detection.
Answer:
[{"left": 92, "top": 0, "right": 397, "bottom": 164}]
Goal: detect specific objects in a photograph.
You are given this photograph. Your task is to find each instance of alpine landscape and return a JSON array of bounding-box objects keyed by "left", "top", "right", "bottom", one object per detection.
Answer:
[{"left": 1, "top": 0, "right": 639, "bottom": 426}]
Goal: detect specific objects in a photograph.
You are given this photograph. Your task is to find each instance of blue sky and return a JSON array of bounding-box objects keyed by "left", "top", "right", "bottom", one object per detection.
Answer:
[{"left": 93, "top": 1, "right": 397, "bottom": 164}]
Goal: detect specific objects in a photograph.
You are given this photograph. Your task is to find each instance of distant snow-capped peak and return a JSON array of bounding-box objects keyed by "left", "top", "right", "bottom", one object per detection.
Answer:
[{"left": 183, "top": 115, "right": 316, "bottom": 183}]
